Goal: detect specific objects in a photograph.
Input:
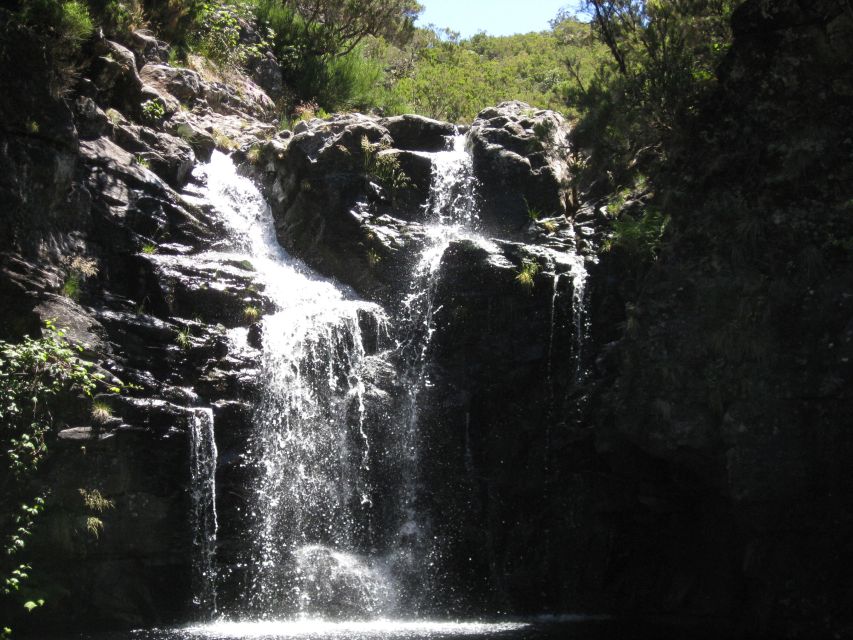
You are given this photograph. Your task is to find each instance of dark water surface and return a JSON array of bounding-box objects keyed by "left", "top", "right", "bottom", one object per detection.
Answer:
[{"left": 46, "top": 616, "right": 717, "bottom": 640}]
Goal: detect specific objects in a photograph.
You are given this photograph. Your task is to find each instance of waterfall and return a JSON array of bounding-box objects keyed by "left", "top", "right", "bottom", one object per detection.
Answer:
[
  {"left": 196, "top": 152, "right": 392, "bottom": 619},
  {"left": 185, "top": 133, "right": 590, "bottom": 624},
  {"left": 544, "top": 230, "right": 590, "bottom": 428},
  {"left": 189, "top": 407, "right": 218, "bottom": 617},
  {"left": 392, "top": 134, "right": 485, "bottom": 608}
]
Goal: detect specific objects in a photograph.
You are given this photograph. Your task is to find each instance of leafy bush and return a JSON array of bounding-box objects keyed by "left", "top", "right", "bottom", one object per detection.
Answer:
[
  {"left": 604, "top": 207, "right": 670, "bottom": 259},
  {"left": 361, "top": 135, "right": 411, "bottom": 193},
  {"left": 140, "top": 98, "right": 165, "bottom": 123},
  {"left": 1, "top": 322, "right": 122, "bottom": 624}
]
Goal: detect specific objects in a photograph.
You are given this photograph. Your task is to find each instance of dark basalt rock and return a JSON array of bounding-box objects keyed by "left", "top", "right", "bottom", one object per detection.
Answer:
[
  {"left": 246, "top": 113, "right": 433, "bottom": 302},
  {"left": 90, "top": 40, "right": 144, "bottom": 116},
  {"left": 469, "top": 101, "right": 573, "bottom": 236},
  {"left": 381, "top": 114, "right": 456, "bottom": 152}
]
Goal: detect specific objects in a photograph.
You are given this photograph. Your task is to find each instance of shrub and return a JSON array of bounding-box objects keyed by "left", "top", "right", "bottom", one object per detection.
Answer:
[
  {"left": 515, "top": 259, "right": 541, "bottom": 290},
  {"left": 361, "top": 135, "right": 411, "bottom": 193},
  {"left": 1, "top": 322, "right": 123, "bottom": 622},
  {"left": 604, "top": 207, "right": 670, "bottom": 258}
]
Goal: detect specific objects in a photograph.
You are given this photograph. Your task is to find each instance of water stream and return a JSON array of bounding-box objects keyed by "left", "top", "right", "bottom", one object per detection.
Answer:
[
  {"left": 181, "top": 133, "right": 592, "bottom": 631},
  {"left": 190, "top": 407, "right": 219, "bottom": 617},
  {"left": 196, "top": 153, "right": 392, "bottom": 619}
]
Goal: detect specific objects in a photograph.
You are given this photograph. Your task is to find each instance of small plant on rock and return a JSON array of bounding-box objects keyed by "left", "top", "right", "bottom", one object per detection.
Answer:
[
  {"left": 62, "top": 256, "right": 98, "bottom": 301},
  {"left": 140, "top": 98, "right": 165, "bottom": 123},
  {"left": 91, "top": 401, "right": 112, "bottom": 425},
  {"left": 175, "top": 327, "right": 192, "bottom": 350},
  {"left": 367, "top": 248, "right": 382, "bottom": 267},
  {"left": 141, "top": 243, "right": 157, "bottom": 255},
  {"left": 361, "top": 135, "right": 411, "bottom": 194},
  {"left": 245, "top": 145, "right": 262, "bottom": 164},
  {"left": 79, "top": 489, "right": 114, "bottom": 540},
  {"left": 1, "top": 322, "right": 124, "bottom": 623},
  {"left": 515, "top": 259, "right": 540, "bottom": 291},
  {"left": 212, "top": 129, "right": 237, "bottom": 151},
  {"left": 243, "top": 305, "right": 261, "bottom": 323},
  {"left": 541, "top": 220, "right": 559, "bottom": 234},
  {"left": 105, "top": 108, "right": 123, "bottom": 126}
]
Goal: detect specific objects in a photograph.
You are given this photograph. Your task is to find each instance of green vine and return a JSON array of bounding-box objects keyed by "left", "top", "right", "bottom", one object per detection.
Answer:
[{"left": 0, "top": 321, "right": 123, "bottom": 631}]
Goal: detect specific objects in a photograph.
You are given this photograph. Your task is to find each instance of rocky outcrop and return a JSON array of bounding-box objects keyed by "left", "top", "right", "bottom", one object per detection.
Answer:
[
  {"left": 469, "top": 101, "right": 573, "bottom": 235},
  {"left": 245, "top": 113, "right": 436, "bottom": 301},
  {"left": 581, "top": 1, "right": 853, "bottom": 637},
  {"left": 4, "top": 1, "right": 850, "bottom": 637},
  {"left": 0, "top": 23, "right": 277, "bottom": 633},
  {"left": 380, "top": 114, "right": 456, "bottom": 152}
]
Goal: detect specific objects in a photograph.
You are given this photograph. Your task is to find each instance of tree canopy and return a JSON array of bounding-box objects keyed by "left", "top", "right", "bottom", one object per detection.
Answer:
[{"left": 281, "top": 0, "right": 423, "bottom": 57}]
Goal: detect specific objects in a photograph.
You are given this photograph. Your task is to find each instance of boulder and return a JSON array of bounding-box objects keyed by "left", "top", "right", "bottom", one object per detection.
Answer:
[
  {"left": 381, "top": 114, "right": 456, "bottom": 152},
  {"left": 111, "top": 124, "right": 196, "bottom": 188},
  {"left": 249, "top": 114, "right": 432, "bottom": 301},
  {"left": 91, "top": 40, "right": 143, "bottom": 115},
  {"left": 139, "top": 64, "right": 203, "bottom": 104},
  {"left": 127, "top": 30, "right": 170, "bottom": 67},
  {"left": 469, "top": 101, "right": 573, "bottom": 235},
  {"left": 251, "top": 53, "right": 285, "bottom": 102}
]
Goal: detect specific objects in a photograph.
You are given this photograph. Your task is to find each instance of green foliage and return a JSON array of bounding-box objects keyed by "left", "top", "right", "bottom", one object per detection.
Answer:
[
  {"left": 91, "top": 0, "right": 145, "bottom": 37},
  {"left": 79, "top": 488, "right": 114, "bottom": 539},
  {"left": 242, "top": 304, "right": 261, "bottom": 323},
  {"left": 568, "top": 0, "right": 738, "bottom": 189},
  {"left": 140, "top": 99, "right": 165, "bottom": 123},
  {"left": 541, "top": 219, "right": 559, "bottom": 234},
  {"left": 105, "top": 108, "right": 123, "bottom": 126},
  {"left": 515, "top": 259, "right": 541, "bottom": 290},
  {"left": 175, "top": 327, "right": 192, "bottom": 350},
  {"left": 61, "top": 256, "right": 98, "bottom": 302},
  {"left": 79, "top": 488, "right": 114, "bottom": 513},
  {"left": 141, "top": 242, "right": 157, "bottom": 254},
  {"left": 61, "top": 274, "right": 81, "bottom": 301},
  {"left": 261, "top": 0, "right": 421, "bottom": 60},
  {"left": 14, "top": 0, "right": 94, "bottom": 47},
  {"left": 91, "top": 401, "right": 113, "bottom": 424},
  {"left": 365, "top": 22, "right": 607, "bottom": 122},
  {"left": 245, "top": 145, "right": 262, "bottom": 164},
  {"left": 366, "top": 248, "right": 382, "bottom": 267},
  {"left": 188, "top": 0, "right": 271, "bottom": 68},
  {"left": 604, "top": 207, "right": 669, "bottom": 258},
  {"left": 1, "top": 322, "right": 123, "bottom": 625},
  {"left": 8, "top": 0, "right": 95, "bottom": 95},
  {"left": 361, "top": 135, "right": 411, "bottom": 193},
  {"left": 212, "top": 129, "right": 237, "bottom": 150}
]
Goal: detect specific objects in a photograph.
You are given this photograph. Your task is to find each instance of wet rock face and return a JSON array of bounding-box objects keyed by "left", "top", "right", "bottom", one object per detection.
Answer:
[
  {"left": 0, "top": 23, "right": 278, "bottom": 632},
  {"left": 469, "top": 101, "right": 573, "bottom": 236},
  {"left": 246, "top": 113, "right": 438, "bottom": 302},
  {"left": 250, "top": 107, "right": 578, "bottom": 305},
  {"left": 379, "top": 114, "right": 457, "bottom": 152}
]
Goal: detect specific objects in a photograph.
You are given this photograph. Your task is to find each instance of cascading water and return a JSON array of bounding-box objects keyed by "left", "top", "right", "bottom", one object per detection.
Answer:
[
  {"left": 189, "top": 407, "right": 218, "bottom": 617},
  {"left": 195, "top": 152, "right": 392, "bottom": 619},
  {"left": 183, "top": 131, "right": 591, "bottom": 630},
  {"left": 391, "top": 134, "right": 497, "bottom": 609}
]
